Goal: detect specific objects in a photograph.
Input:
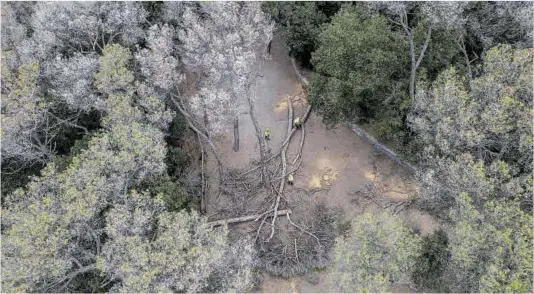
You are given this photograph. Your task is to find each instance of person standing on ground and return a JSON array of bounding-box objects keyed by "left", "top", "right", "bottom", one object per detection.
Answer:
[
  {"left": 288, "top": 173, "right": 294, "bottom": 185},
  {"left": 294, "top": 117, "right": 302, "bottom": 128}
]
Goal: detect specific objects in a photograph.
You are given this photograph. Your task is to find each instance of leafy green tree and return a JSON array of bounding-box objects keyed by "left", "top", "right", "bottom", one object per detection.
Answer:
[
  {"left": 463, "top": 2, "right": 533, "bottom": 51},
  {"left": 1, "top": 121, "right": 167, "bottom": 291},
  {"left": 331, "top": 212, "right": 421, "bottom": 293},
  {"left": 368, "top": 2, "right": 467, "bottom": 104},
  {"left": 407, "top": 44, "right": 532, "bottom": 293},
  {"left": 263, "top": 2, "right": 341, "bottom": 67},
  {"left": 99, "top": 191, "right": 256, "bottom": 293},
  {"left": 310, "top": 6, "right": 409, "bottom": 141},
  {"left": 94, "top": 44, "right": 135, "bottom": 96},
  {"left": 409, "top": 45, "right": 533, "bottom": 211},
  {"left": 412, "top": 230, "right": 449, "bottom": 292},
  {"left": 445, "top": 193, "right": 533, "bottom": 293},
  {"left": 1, "top": 43, "right": 169, "bottom": 292},
  {"left": 140, "top": 173, "right": 194, "bottom": 212}
]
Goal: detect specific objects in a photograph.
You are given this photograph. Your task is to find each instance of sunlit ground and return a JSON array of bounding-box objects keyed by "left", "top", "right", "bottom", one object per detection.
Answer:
[{"left": 307, "top": 155, "right": 339, "bottom": 189}]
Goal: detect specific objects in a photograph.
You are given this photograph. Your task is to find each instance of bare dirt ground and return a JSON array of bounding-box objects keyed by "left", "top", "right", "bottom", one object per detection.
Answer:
[{"left": 205, "top": 36, "right": 440, "bottom": 293}]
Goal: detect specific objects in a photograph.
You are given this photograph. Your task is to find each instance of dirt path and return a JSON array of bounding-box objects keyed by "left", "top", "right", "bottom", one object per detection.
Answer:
[{"left": 206, "top": 36, "right": 440, "bottom": 292}]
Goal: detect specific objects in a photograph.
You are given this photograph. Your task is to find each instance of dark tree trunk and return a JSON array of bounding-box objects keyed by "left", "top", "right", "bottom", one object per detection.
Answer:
[
  {"left": 246, "top": 89, "right": 270, "bottom": 187},
  {"left": 233, "top": 116, "right": 239, "bottom": 152}
]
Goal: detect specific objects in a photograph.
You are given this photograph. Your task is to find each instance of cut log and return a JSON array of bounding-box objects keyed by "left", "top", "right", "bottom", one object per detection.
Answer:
[
  {"left": 208, "top": 209, "right": 292, "bottom": 227},
  {"left": 350, "top": 124, "right": 417, "bottom": 174}
]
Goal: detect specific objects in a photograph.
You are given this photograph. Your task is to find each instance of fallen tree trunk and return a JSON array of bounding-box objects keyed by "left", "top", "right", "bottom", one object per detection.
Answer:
[
  {"left": 208, "top": 209, "right": 292, "bottom": 227},
  {"left": 268, "top": 95, "right": 294, "bottom": 241},
  {"left": 169, "top": 94, "right": 226, "bottom": 191},
  {"left": 265, "top": 104, "right": 311, "bottom": 163},
  {"left": 169, "top": 95, "right": 223, "bottom": 166},
  {"left": 350, "top": 124, "right": 417, "bottom": 174},
  {"left": 291, "top": 57, "right": 309, "bottom": 87}
]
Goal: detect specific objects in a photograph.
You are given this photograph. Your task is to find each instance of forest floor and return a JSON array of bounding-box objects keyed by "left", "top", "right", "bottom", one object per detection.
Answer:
[{"left": 204, "top": 35, "right": 440, "bottom": 293}]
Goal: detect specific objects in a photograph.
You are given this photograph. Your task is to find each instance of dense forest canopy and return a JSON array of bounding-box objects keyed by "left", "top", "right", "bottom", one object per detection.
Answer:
[{"left": 1, "top": 1, "right": 533, "bottom": 293}]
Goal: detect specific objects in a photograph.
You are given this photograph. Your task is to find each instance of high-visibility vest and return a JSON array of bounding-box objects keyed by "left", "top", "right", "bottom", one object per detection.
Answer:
[
  {"left": 294, "top": 117, "right": 301, "bottom": 126},
  {"left": 264, "top": 129, "right": 270, "bottom": 136},
  {"left": 288, "top": 173, "right": 294, "bottom": 183}
]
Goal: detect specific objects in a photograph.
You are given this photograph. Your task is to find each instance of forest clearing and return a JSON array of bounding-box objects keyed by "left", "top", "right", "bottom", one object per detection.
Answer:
[
  {"left": 1, "top": 2, "right": 532, "bottom": 293},
  {"left": 205, "top": 35, "right": 439, "bottom": 292}
]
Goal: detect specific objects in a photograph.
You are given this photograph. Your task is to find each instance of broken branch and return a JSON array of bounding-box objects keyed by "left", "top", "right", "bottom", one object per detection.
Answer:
[{"left": 208, "top": 209, "right": 292, "bottom": 227}]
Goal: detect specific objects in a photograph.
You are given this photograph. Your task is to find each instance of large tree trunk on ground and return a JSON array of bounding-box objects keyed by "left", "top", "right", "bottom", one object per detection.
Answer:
[
  {"left": 351, "top": 124, "right": 417, "bottom": 174},
  {"left": 290, "top": 58, "right": 309, "bottom": 86},
  {"left": 208, "top": 209, "right": 291, "bottom": 226},
  {"left": 233, "top": 116, "right": 239, "bottom": 152},
  {"left": 267, "top": 95, "right": 294, "bottom": 242}
]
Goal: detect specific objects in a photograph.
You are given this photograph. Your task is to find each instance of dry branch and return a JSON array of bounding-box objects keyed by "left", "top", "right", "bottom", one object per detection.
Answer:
[
  {"left": 255, "top": 214, "right": 269, "bottom": 243},
  {"left": 246, "top": 88, "right": 270, "bottom": 187},
  {"left": 238, "top": 165, "right": 261, "bottom": 177},
  {"left": 265, "top": 104, "right": 312, "bottom": 163},
  {"left": 286, "top": 211, "right": 321, "bottom": 246},
  {"left": 268, "top": 95, "right": 293, "bottom": 242},
  {"left": 208, "top": 209, "right": 291, "bottom": 227},
  {"left": 270, "top": 160, "right": 303, "bottom": 182},
  {"left": 292, "top": 123, "right": 305, "bottom": 165}
]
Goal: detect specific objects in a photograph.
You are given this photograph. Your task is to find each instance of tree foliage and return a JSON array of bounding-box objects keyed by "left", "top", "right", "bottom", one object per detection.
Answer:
[
  {"left": 446, "top": 194, "right": 533, "bottom": 293},
  {"left": 409, "top": 45, "right": 533, "bottom": 211},
  {"left": 331, "top": 212, "right": 421, "bottom": 293},
  {"left": 1, "top": 103, "right": 167, "bottom": 292},
  {"left": 99, "top": 192, "right": 256, "bottom": 293},
  {"left": 179, "top": 2, "right": 273, "bottom": 136},
  {"left": 310, "top": 5, "right": 409, "bottom": 141},
  {"left": 262, "top": 2, "right": 341, "bottom": 67},
  {"left": 463, "top": 1, "right": 533, "bottom": 51},
  {"left": 1, "top": 2, "right": 532, "bottom": 293},
  {"left": 28, "top": 2, "right": 146, "bottom": 60},
  {"left": 48, "top": 53, "right": 101, "bottom": 111},
  {"left": 1, "top": 61, "right": 52, "bottom": 164},
  {"left": 1, "top": 42, "right": 188, "bottom": 293},
  {"left": 412, "top": 230, "right": 449, "bottom": 292},
  {"left": 408, "top": 44, "right": 533, "bottom": 293}
]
